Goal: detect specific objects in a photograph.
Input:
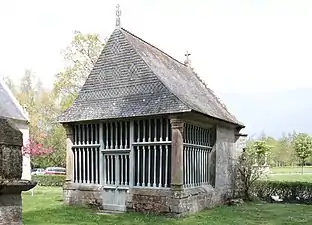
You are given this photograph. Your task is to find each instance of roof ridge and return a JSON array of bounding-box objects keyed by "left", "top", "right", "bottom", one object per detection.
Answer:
[{"left": 121, "top": 28, "right": 186, "bottom": 67}]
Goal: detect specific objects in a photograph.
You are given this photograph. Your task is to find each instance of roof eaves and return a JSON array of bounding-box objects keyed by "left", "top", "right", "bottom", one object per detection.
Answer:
[{"left": 191, "top": 109, "right": 245, "bottom": 129}]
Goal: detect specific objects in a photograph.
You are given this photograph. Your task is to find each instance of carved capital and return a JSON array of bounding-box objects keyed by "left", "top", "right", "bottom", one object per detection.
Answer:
[
  {"left": 63, "top": 124, "right": 73, "bottom": 137},
  {"left": 170, "top": 118, "right": 184, "bottom": 130}
]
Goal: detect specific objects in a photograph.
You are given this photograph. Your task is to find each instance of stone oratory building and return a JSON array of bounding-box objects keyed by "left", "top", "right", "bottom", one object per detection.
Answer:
[{"left": 57, "top": 5, "right": 247, "bottom": 215}]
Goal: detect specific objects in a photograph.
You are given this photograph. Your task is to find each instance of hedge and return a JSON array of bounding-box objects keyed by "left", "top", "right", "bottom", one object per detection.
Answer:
[
  {"left": 253, "top": 181, "right": 312, "bottom": 204},
  {"left": 32, "top": 175, "right": 66, "bottom": 187}
]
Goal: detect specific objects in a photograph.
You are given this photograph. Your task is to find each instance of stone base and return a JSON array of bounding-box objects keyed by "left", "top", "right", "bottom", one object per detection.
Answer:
[
  {"left": 0, "top": 195, "right": 22, "bottom": 225},
  {"left": 126, "top": 188, "right": 172, "bottom": 213},
  {"left": 63, "top": 182, "right": 103, "bottom": 209},
  {"left": 64, "top": 183, "right": 231, "bottom": 216},
  {"left": 0, "top": 180, "right": 36, "bottom": 225},
  {"left": 127, "top": 185, "right": 230, "bottom": 216}
]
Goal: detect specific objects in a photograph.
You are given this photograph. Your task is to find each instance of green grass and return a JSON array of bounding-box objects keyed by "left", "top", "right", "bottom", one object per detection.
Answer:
[
  {"left": 22, "top": 186, "right": 312, "bottom": 224},
  {"left": 267, "top": 174, "right": 312, "bottom": 182},
  {"left": 267, "top": 167, "right": 312, "bottom": 182},
  {"left": 270, "top": 166, "right": 312, "bottom": 174}
]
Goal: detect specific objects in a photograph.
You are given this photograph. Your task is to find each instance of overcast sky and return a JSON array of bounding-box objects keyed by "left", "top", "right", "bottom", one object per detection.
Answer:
[{"left": 0, "top": 0, "right": 311, "bottom": 137}]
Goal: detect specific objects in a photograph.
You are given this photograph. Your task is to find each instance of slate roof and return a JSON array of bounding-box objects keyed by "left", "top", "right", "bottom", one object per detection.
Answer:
[
  {"left": 57, "top": 28, "right": 244, "bottom": 128},
  {"left": 0, "top": 78, "right": 29, "bottom": 122}
]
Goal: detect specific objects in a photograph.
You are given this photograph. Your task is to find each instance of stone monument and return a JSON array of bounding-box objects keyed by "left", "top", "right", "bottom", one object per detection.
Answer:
[{"left": 0, "top": 118, "right": 36, "bottom": 225}]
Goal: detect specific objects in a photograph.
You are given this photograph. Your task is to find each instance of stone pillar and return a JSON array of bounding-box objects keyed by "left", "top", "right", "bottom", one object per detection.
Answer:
[
  {"left": 63, "top": 124, "right": 74, "bottom": 183},
  {"left": 0, "top": 118, "right": 36, "bottom": 225},
  {"left": 170, "top": 118, "right": 184, "bottom": 190}
]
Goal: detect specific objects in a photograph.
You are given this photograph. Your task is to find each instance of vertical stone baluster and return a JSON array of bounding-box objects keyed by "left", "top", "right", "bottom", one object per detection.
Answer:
[
  {"left": 129, "top": 121, "right": 134, "bottom": 187},
  {"left": 147, "top": 119, "right": 151, "bottom": 187},
  {"left": 142, "top": 120, "right": 146, "bottom": 186},
  {"left": 120, "top": 121, "right": 123, "bottom": 149},
  {"left": 99, "top": 123, "right": 104, "bottom": 185}
]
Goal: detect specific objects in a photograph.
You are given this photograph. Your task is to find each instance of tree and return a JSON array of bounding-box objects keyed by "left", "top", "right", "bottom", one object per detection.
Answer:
[
  {"left": 53, "top": 30, "right": 105, "bottom": 111},
  {"left": 235, "top": 140, "right": 272, "bottom": 200},
  {"left": 293, "top": 133, "right": 312, "bottom": 174},
  {"left": 1, "top": 75, "right": 17, "bottom": 94},
  {"left": 22, "top": 139, "right": 53, "bottom": 157}
]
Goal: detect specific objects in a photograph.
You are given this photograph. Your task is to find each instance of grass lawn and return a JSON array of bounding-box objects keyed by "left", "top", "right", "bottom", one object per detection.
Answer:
[
  {"left": 22, "top": 186, "right": 312, "bottom": 225},
  {"left": 267, "top": 174, "right": 312, "bottom": 182},
  {"left": 270, "top": 166, "right": 312, "bottom": 174}
]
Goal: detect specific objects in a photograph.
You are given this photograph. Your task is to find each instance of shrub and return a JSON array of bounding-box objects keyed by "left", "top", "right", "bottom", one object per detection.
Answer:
[
  {"left": 253, "top": 181, "right": 312, "bottom": 204},
  {"left": 32, "top": 175, "right": 66, "bottom": 187},
  {"left": 234, "top": 140, "right": 271, "bottom": 200}
]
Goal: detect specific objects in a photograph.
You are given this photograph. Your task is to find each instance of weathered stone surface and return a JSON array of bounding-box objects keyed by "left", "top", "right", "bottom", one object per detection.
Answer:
[
  {"left": 126, "top": 188, "right": 172, "bottom": 213},
  {"left": 0, "top": 119, "right": 23, "bottom": 147},
  {"left": 63, "top": 183, "right": 104, "bottom": 209},
  {"left": 0, "top": 118, "right": 36, "bottom": 225},
  {"left": 170, "top": 119, "right": 184, "bottom": 189},
  {"left": 0, "top": 195, "right": 22, "bottom": 225},
  {"left": 0, "top": 145, "right": 23, "bottom": 181},
  {"left": 125, "top": 185, "right": 229, "bottom": 216}
]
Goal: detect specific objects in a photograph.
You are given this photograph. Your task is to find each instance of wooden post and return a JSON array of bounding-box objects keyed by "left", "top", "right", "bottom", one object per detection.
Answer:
[
  {"left": 64, "top": 123, "right": 74, "bottom": 183},
  {"left": 170, "top": 118, "right": 184, "bottom": 190}
]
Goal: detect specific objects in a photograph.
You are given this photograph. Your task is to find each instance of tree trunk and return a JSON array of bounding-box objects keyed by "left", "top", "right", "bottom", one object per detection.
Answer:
[
  {"left": 244, "top": 186, "right": 251, "bottom": 201},
  {"left": 301, "top": 159, "right": 304, "bottom": 175}
]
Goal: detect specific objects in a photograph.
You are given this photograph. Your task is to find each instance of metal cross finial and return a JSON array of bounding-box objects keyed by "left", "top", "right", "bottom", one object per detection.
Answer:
[
  {"left": 184, "top": 51, "right": 191, "bottom": 66},
  {"left": 116, "top": 4, "right": 121, "bottom": 28}
]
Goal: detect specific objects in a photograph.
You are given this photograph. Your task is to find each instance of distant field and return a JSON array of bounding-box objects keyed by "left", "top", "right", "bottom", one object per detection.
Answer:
[
  {"left": 267, "top": 174, "right": 312, "bottom": 182},
  {"left": 270, "top": 166, "right": 312, "bottom": 174}
]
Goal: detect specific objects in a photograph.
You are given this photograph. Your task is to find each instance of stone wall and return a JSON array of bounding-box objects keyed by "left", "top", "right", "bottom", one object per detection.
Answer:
[
  {"left": 126, "top": 188, "right": 172, "bottom": 213},
  {"left": 215, "top": 125, "right": 236, "bottom": 196},
  {"left": 125, "top": 185, "right": 228, "bottom": 216},
  {"left": 63, "top": 183, "right": 104, "bottom": 209}
]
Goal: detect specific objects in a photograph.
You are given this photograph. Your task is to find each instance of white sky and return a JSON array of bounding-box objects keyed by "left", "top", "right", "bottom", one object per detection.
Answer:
[{"left": 0, "top": 0, "right": 312, "bottom": 95}]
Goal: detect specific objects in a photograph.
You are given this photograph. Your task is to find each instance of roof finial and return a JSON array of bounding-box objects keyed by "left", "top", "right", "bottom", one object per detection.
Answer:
[
  {"left": 116, "top": 4, "right": 121, "bottom": 28},
  {"left": 184, "top": 51, "right": 191, "bottom": 67}
]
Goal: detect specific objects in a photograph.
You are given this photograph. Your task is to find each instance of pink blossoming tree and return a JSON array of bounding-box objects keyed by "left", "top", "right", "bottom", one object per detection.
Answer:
[{"left": 22, "top": 139, "right": 53, "bottom": 157}]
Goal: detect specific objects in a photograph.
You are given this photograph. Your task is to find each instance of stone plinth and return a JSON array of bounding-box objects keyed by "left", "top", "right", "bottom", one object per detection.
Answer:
[{"left": 0, "top": 118, "right": 37, "bottom": 225}]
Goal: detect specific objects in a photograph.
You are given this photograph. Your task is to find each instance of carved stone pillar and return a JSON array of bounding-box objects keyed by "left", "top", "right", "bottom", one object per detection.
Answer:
[
  {"left": 170, "top": 118, "right": 184, "bottom": 191},
  {"left": 63, "top": 124, "right": 74, "bottom": 183},
  {"left": 0, "top": 118, "right": 36, "bottom": 224}
]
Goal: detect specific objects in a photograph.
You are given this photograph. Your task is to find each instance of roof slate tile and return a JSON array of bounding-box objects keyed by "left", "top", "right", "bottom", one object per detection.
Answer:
[{"left": 57, "top": 28, "right": 244, "bottom": 128}]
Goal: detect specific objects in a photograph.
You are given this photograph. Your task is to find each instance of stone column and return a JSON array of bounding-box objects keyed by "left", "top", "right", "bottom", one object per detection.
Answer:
[
  {"left": 0, "top": 118, "right": 36, "bottom": 225},
  {"left": 170, "top": 118, "right": 184, "bottom": 191},
  {"left": 63, "top": 124, "right": 74, "bottom": 183}
]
